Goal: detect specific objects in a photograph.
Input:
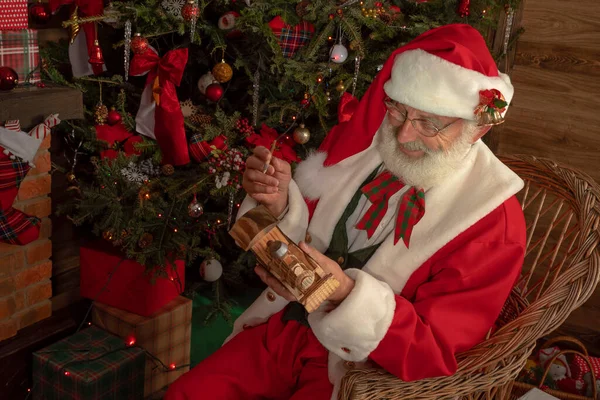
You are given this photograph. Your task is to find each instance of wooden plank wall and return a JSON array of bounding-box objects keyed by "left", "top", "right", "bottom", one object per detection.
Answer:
[{"left": 498, "top": 0, "right": 600, "bottom": 350}]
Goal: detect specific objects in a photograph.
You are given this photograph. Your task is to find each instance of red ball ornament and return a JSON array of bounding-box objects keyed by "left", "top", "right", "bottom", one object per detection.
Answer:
[
  {"left": 0, "top": 67, "right": 19, "bottom": 91},
  {"left": 30, "top": 2, "right": 51, "bottom": 24},
  {"left": 181, "top": 0, "right": 200, "bottom": 22},
  {"left": 130, "top": 33, "right": 149, "bottom": 55},
  {"left": 205, "top": 83, "right": 224, "bottom": 102},
  {"left": 107, "top": 108, "right": 122, "bottom": 126},
  {"left": 88, "top": 40, "right": 104, "bottom": 75}
]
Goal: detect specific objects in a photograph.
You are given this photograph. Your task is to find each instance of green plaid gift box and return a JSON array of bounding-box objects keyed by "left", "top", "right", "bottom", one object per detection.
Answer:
[
  {"left": 92, "top": 296, "right": 192, "bottom": 397},
  {"left": 0, "top": 29, "right": 41, "bottom": 84},
  {"left": 32, "top": 326, "right": 146, "bottom": 400}
]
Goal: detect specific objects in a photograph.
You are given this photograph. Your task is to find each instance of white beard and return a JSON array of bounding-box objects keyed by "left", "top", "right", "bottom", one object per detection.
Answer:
[{"left": 376, "top": 121, "right": 474, "bottom": 189}]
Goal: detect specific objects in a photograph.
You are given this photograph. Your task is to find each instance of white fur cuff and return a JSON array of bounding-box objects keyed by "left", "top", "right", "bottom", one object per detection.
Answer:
[{"left": 308, "top": 269, "right": 396, "bottom": 362}]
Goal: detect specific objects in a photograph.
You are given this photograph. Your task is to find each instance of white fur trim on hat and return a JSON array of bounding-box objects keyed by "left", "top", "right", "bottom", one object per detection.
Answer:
[{"left": 383, "top": 49, "right": 514, "bottom": 120}]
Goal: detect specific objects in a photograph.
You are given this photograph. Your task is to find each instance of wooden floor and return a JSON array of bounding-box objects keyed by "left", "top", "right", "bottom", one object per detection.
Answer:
[{"left": 498, "top": 0, "right": 600, "bottom": 350}]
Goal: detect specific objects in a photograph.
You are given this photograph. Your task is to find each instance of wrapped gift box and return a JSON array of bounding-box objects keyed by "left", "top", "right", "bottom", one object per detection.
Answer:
[
  {"left": 0, "top": 29, "right": 41, "bottom": 84},
  {"left": 32, "top": 326, "right": 145, "bottom": 400},
  {"left": 92, "top": 296, "right": 192, "bottom": 398},
  {"left": 80, "top": 242, "right": 185, "bottom": 317},
  {"left": 0, "top": 0, "right": 28, "bottom": 30}
]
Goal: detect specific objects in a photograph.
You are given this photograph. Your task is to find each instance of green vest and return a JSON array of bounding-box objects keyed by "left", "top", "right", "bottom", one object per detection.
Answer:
[{"left": 282, "top": 167, "right": 382, "bottom": 325}]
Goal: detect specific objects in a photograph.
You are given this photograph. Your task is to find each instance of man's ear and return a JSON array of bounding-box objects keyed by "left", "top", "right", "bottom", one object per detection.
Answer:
[{"left": 471, "top": 125, "right": 492, "bottom": 143}]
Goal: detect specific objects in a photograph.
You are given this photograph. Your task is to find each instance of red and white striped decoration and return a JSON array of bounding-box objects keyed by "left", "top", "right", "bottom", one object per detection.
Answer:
[
  {"left": 4, "top": 120, "right": 20, "bottom": 132},
  {"left": 28, "top": 114, "right": 60, "bottom": 140},
  {"left": 0, "top": 0, "right": 28, "bottom": 31}
]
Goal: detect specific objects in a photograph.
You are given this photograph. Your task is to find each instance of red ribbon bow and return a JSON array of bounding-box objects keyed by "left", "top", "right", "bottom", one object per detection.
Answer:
[
  {"left": 130, "top": 48, "right": 190, "bottom": 166},
  {"left": 49, "top": 0, "right": 104, "bottom": 74},
  {"left": 356, "top": 171, "right": 425, "bottom": 248}
]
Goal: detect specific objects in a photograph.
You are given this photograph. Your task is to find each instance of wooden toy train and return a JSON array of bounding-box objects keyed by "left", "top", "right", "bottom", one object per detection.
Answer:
[{"left": 229, "top": 205, "right": 340, "bottom": 313}]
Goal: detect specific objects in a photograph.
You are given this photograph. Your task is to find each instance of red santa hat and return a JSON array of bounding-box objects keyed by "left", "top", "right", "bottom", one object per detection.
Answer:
[{"left": 317, "top": 24, "right": 514, "bottom": 167}]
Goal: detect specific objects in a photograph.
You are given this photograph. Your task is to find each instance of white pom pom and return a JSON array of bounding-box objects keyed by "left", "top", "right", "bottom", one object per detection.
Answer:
[
  {"left": 218, "top": 11, "right": 238, "bottom": 30},
  {"left": 200, "top": 259, "right": 223, "bottom": 282}
]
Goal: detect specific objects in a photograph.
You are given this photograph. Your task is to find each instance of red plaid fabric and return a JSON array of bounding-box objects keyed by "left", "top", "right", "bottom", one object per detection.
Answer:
[
  {"left": 189, "top": 134, "right": 227, "bottom": 163},
  {"left": 0, "top": 29, "right": 41, "bottom": 84},
  {"left": 0, "top": 0, "right": 27, "bottom": 30},
  {"left": 0, "top": 147, "right": 40, "bottom": 245},
  {"left": 356, "top": 170, "right": 426, "bottom": 248},
  {"left": 268, "top": 16, "right": 315, "bottom": 58}
]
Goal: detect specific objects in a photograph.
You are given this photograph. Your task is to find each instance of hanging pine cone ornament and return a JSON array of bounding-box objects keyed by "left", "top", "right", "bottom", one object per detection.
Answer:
[
  {"left": 131, "top": 33, "right": 149, "bottom": 55},
  {"left": 212, "top": 60, "right": 233, "bottom": 83},
  {"left": 296, "top": 0, "right": 311, "bottom": 17},
  {"left": 161, "top": 164, "right": 175, "bottom": 176},
  {"left": 138, "top": 233, "right": 154, "bottom": 248},
  {"left": 293, "top": 124, "right": 311, "bottom": 144},
  {"left": 94, "top": 104, "right": 109, "bottom": 125},
  {"left": 190, "top": 113, "right": 213, "bottom": 126}
]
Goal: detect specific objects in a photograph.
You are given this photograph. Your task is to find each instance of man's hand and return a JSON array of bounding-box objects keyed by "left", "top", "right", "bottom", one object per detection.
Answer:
[
  {"left": 254, "top": 241, "right": 356, "bottom": 304},
  {"left": 242, "top": 146, "right": 291, "bottom": 217}
]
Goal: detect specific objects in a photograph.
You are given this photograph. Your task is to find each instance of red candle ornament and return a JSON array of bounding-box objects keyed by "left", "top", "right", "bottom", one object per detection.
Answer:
[{"left": 88, "top": 40, "right": 104, "bottom": 75}]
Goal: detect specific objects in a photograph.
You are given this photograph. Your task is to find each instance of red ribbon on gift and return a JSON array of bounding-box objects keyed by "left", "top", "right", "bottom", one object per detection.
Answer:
[
  {"left": 130, "top": 47, "right": 190, "bottom": 166},
  {"left": 49, "top": 0, "right": 104, "bottom": 75}
]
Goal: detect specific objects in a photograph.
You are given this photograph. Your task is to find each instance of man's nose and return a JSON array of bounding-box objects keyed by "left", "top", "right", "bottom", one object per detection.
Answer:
[{"left": 396, "top": 119, "right": 419, "bottom": 144}]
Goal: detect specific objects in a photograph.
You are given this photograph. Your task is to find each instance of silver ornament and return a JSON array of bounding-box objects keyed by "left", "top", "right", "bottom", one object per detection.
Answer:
[
  {"left": 198, "top": 72, "right": 216, "bottom": 95},
  {"left": 330, "top": 44, "right": 348, "bottom": 64}
]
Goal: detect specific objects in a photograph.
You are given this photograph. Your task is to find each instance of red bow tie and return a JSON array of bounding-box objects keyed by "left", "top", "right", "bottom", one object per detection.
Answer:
[{"left": 355, "top": 171, "right": 425, "bottom": 248}]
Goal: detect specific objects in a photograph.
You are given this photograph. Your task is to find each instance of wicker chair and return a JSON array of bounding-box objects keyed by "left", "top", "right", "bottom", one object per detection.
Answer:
[{"left": 339, "top": 154, "right": 600, "bottom": 400}]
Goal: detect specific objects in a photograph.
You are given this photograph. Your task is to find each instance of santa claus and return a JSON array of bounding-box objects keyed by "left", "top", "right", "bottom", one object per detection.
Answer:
[{"left": 165, "top": 23, "right": 526, "bottom": 400}]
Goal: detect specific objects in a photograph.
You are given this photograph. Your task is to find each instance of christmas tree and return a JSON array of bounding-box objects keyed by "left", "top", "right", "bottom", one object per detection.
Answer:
[{"left": 42, "top": 0, "right": 520, "bottom": 311}]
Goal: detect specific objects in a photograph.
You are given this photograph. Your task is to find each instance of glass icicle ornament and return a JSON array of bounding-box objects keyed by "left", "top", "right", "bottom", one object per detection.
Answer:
[{"left": 124, "top": 21, "right": 132, "bottom": 81}]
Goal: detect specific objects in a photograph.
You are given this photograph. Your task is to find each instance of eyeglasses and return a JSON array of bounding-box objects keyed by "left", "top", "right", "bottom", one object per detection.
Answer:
[{"left": 384, "top": 97, "right": 460, "bottom": 138}]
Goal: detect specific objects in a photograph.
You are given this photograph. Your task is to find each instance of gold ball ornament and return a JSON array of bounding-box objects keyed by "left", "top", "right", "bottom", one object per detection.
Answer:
[
  {"left": 212, "top": 60, "right": 233, "bottom": 83},
  {"left": 138, "top": 186, "right": 151, "bottom": 201},
  {"left": 66, "top": 172, "right": 77, "bottom": 184},
  {"left": 293, "top": 124, "right": 311, "bottom": 145},
  {"left": 161, "top": 164, "right": 175, "bottom": 176},
  {"left": 94, "top": 104, "right": 109, "bottom": 125},
  {"left": 336, "top": 80, "right": 346, "bottom": 93}
]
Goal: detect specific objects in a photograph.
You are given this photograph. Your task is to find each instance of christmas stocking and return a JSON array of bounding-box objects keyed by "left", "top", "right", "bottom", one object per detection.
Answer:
[
  {"left": 0, "top": 117, "right": 57, "bottom": 246},
  {"left": 0, "top": 149, "right": 40, "bottom": 245}
]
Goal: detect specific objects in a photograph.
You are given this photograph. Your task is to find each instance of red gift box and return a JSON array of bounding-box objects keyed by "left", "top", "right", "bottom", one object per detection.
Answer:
[
  {"left": 80, "top": 242, "right": 185, "bottom": 317},
  {"left": 0, "top": 0, "right": 28, "bottom": 30}
]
